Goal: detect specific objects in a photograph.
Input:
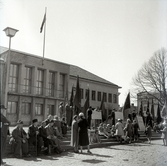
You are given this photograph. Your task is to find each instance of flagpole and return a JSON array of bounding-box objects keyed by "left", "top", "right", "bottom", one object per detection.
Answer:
[{"left": 42, "top": 7, "right": 47, "bottom": 65}]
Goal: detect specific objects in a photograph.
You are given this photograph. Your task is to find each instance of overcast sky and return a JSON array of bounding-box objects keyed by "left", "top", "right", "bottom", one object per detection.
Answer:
[{"left": 0, "top": 0, "right": 167, "bottom": 106}]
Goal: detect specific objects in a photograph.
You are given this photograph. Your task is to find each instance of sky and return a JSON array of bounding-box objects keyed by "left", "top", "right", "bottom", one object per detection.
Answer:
[{"left": 0, "top": 0, "right": 167, "bottom": 106}]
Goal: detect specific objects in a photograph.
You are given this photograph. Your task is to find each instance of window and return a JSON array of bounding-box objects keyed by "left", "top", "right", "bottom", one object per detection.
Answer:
[
  {"left": 108, "top": 93, "right": 112, "bottom": 103},
  {"left": 9, "top": 64, "right": 18, "bottom": 92},
  {"left": 103, "top": 93, "right": 107, "bottom": 102},
  {"left": 47, "top": 105, "right": 54, "bottom": 115},
  {"left": 23, "top": 67, "right": 32, "bottom": 93},
  {"left": 35, "top": 104, "right": 43, "bottom": 115},
  {"left": 48, "top": 72, "right": 55, "bottom": 96},
  {"left": 59, "top": 74, "right": 65, "bottom": 98},
  {"left": 80, "top": 89, "right": 83, "bottom": 99},
  {"left": 113, "top": 94, "right": 117, "bottom": 103},
  {"left": 92, "top": 91, "right": 96, "bottom": 101},
  {"left": 85, "top": 89, "right": 89, "bottom": 99},
  {"left": 97, "top": 92, "right": 101, "bottom": 101},
  {"left": 22, "top": 102, "right": 30, "bottom": 115},
  {"left": 36, "top": 69, "right": 44, "bottom": 95},
  {"left": 7, "top": 101, "right": 17, "bottom": 114}
]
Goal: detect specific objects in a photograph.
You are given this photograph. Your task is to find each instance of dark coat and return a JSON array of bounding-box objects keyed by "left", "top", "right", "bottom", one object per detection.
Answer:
[
  {"left": 39, "top": 126, "right": 47, "bottom": 139},
  {"left": 78, "top": 118, "right": 89, "bottom": 146},
  {"left": 28, "top": 124, "right": 39, "bottom": 143}
]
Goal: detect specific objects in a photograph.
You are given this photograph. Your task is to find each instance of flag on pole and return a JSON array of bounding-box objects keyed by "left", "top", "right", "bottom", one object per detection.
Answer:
[
  {"left": 146, "top": 100, "right": 150, "bottom": 115},
  {"left": 73, "top": 75, "right": 81, "bottom": 114},
  {"left": 69, "top": 86, "right": 74, "bottom": 107},
  {"left": 40, "top": 13, "right": 46, "bottom": 33},
  {"left": 157, "top": 103, "right": 162, "bottom": 124},
  {"left": 100, "top": 93, "right": 106, "bottom": 121},
  {"left": 151, "top": 99, "right": 155, "bottom": 120},
  {"left": 83, "top": 89, "right": 90, "bottom": 118},
  {"left": 123, "top": 92, "right": 130, "bottom": 120}
]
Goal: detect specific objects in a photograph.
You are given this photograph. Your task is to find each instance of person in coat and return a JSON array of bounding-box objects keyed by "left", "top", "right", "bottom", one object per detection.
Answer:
[
  {"left": 78, "top": 112, "right": 91, "bottom": 154},
  {"left": 115, "top": 119, "right": 124, "bottom": 143},
  {"left": 71, "top": 115, "right": 79, "bottom": 153},
  {"left": 132, "top": 120, "right": 139, "bottom": 141},
  {"left": 58, "top": 102, "right": 64, "bottom": 119},
  {"left": 65, "top": 102, "right": 72, "bottom": 127},
  {"left": 124, "top": 119, "right": 133, "bottom": 143},
  {"left": 12, "top": 120, "right": 30, "bottom": 158},
  {"left": 0, "top": 105, "right": 10, "bottom": 165},
  {"left": 28, "top": 119, "right": 47, "bottom": 155},
  {"left": 87, "top": 106, "right": 92, "bottom": 129}
]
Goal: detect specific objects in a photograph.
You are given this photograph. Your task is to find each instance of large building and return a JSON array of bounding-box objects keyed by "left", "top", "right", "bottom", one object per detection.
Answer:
[{"left": 0, "top": 46, "right": 121, "bottom": 125}]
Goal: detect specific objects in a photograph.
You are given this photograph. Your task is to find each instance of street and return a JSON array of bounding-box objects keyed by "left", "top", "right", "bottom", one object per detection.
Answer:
[{"left": 3, "top": 139, "right": 167, "bottom": 166}]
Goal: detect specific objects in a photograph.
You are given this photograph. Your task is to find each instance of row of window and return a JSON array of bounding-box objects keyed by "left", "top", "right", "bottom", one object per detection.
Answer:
[
  {"left": 9, "top": 64, "right": 65, "bottom": 97},
  {"left": 78, "top": 89, "right": 117, "bottom": 103},
  {"left": 7, "top": 101, "right": 54, "bottom": 116}
]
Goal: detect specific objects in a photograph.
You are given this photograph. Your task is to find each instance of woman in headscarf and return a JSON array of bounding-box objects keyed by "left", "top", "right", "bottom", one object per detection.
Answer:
[
  {"left": 71, "top": 115, "right": 79, "bottom": 153},
  {"left": 78, "top": 112, "right": 91, "bottom": 154}
]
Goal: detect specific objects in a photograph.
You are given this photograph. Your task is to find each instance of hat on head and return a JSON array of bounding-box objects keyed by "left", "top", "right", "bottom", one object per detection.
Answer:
[
  {"left": 32, "top": 119, "right": 38, "bottom": 123},
  {"left": 60, "top": 102, "right": 63, "bottom": 105},
  {"left": 118, "top": 119, "right": 122, "bottom": 122},
  {"left": 17, "top": 120, "right": 23, "bottom": 124},
  {"left": 79, "top": 112, "right": 84, "bottom": 117}
]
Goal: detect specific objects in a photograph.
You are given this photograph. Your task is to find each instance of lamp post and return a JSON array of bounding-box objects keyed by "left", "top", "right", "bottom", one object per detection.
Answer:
[
  {"left": 0, "top": 58, "right": 5, "bottom": 106},
  {"left": 3, "top": 27, "right": 18, "bottom": 108}
]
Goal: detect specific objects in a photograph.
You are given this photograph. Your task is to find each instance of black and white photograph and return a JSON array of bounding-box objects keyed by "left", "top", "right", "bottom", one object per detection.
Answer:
[{"left": 0, "top": 0, "right": 167, "bottom": 165}]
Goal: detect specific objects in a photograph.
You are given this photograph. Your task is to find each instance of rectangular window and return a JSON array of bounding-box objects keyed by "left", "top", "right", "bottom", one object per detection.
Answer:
[
  {"left": 9, "top": 64, "right": 18, "bottom": 92},
  {"left": 97, "top": 92, "right": 101, "bottom": 101},
  {"left": 85, "top": 89, "right": 89, "bottom": 99},
  {"left": 113, "top": 94, "right": 117, "bottom": 103},
  {"left": 35, "top": 104, "right": 43, "bottom": 115},
  {"left": 92, "top": 90, "right": 96, "bottom": 101},
  {"left": 23, "top": 67, "right": 32, "bottom": 93},
  {"left": 108, "top": 93, "right": 112, "bottom": 103},
  {"left": 7, "top": 101, "right": 17, "bottom": 114},
  {"left": 80, "top": 89, "right": 83, "bottom": 99},
  {"left": 47, "top": 105, "right": 54, "bottom": 115},
  {"left": 104, "top": 93, "right": 107, "bottom": 102},
  {"left": 22, "top": 102, "right": 30, "bottom": 115},
  {"left": 36, "top": 69, "right": 44, "bottom": 95},
  {"left": 59, "top": 74, "right": 65, "bottom": 98},
  {"left": 48, "top": 72, "right": 55, "bottom": 97}
]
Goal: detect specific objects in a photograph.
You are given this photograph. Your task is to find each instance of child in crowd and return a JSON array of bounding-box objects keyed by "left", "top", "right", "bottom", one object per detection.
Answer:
[
  {"left": 98, "top": 123, "right": 110, "bottom": 138},
  {"left": 145, "top": 123, "right": 152, "bottom": 144},
  {"left": 161, "top": 123, "right": 167, "bottom": 146}
]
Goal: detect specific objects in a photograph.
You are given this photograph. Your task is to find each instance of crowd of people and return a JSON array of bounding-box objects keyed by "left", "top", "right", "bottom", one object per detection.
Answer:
[
  {"left": 9, "top": 114, "right": 67, "bottom": 158},
  {"left": 1, "top": 103, "right": 167, "bottom": 165}
]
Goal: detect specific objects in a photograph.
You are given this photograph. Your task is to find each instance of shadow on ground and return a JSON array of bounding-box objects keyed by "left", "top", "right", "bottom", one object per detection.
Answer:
[{"left": 82, "top": 159, "right": 106, "bottom": 164}]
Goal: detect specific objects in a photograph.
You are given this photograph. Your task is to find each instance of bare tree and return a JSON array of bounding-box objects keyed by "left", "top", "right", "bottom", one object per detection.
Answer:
[{"left": 132, "top": 48, "right": 167, "bottom": 106}]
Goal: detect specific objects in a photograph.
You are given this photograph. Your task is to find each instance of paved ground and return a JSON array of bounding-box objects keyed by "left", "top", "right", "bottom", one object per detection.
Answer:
[{"left": 3, "top": 139, "right": 167, "bottom": 166}]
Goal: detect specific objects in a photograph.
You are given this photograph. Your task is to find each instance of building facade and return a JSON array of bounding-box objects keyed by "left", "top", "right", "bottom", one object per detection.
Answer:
[
  {"left": 0, "top": 48, "right": 69, "bottom": 125},
  {"left": 69, "top": 65, "right": 121, "bottom": 119},
  {"left": 0, "top": 47, "right": 121, "bottom": 125}
]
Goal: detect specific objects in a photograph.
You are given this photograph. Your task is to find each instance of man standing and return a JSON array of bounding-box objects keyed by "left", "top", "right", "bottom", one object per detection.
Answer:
[
  {"left": 12, "top": 120, "right": 30, "bottom": 158},
  {"left": 58, "top": 102, "right": 64, "bottom": 119},
  {"left": 65, "top": 102, "right": 72, "bottom": 127},
  {"left": 0, "top": 105, "right": 10, "bottom": 165},
  {"left": 87, "top": 106, "right": 92, "bottom": 129}
]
